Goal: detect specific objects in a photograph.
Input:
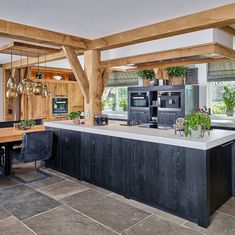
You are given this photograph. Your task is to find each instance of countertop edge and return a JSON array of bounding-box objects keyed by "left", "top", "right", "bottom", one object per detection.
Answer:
[{"left": 44, "top": 122, "right": 235, "bottom": 150}]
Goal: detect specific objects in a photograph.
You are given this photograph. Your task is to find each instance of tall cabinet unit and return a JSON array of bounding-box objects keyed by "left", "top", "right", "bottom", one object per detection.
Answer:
[{"left": 128, "top": 85, "right": 199, "bottom": 126}]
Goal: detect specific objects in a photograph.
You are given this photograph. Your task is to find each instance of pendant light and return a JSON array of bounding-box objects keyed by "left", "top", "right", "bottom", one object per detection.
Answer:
[
  {"left": 33, "top": 51, "right": 43, "bottom": 95},
  {"left": 6, "top": 52, "right": 18, "bottom": 99},
  {"left": 17, "top": 50, "right": 24, "bottom": 94},
  {"left": 21, "top": 56, "right": 34, "bottom": 96},
  {"left": 41, "top": 56, "right": 50, "bottom": 98}
]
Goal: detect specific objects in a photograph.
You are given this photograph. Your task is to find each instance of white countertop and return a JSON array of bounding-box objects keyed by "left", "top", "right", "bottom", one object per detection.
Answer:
[{"left": 44, "top": 120, "right": 235, "bottom": 150}]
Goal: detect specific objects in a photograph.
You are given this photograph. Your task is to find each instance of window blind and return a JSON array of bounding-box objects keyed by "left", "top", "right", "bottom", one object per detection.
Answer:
[
  {"left": 208, "top": 60, "right": 235, "bottom": 82},
  {"left": 106, "top": 71, "right": 139, "bottom": 87}
]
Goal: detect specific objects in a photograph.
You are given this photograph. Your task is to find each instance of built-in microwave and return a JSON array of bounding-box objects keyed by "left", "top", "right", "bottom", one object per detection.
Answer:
[
  {"left": 158, "top": 91, "right": 181, "bottom": 111},
  {"left": 52, "top": 97, "right": 68, "bottom": 116},
  {"left": 130, "top": 92, "right": 149, "bottom": 108}
]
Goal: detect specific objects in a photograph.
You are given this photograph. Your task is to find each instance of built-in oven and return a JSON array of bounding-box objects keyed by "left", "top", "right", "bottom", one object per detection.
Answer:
[
  {"left": 130, "top": 91, "right": 149, "bottom": 108},
  {"left": 158, "top": 91, "right": 181, "bottom": 111},
  {"left": 52, "top": 97, "right": 68, "bottom": 116}
]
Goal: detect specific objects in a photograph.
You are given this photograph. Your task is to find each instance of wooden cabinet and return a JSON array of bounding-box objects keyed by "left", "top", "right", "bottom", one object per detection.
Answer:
[{"left": 3, "top": 67, "right": 84, "bottom": 121}]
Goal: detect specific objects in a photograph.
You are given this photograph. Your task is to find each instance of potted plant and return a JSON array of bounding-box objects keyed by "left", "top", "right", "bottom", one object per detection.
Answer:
[
  {"left": 183, "top": 111, "right": 211, "bottom": 139},
  {"left": 19, "top": 119, "right": 36, "bottom": 129},
  {"left": 69, "top": 111, "right": 81, "bottom": 124},
  {"left": 136, "top": 69, "right": 156, "bottom": 86},
  {"left": 166, "top": 66, "right": 187, "bottom": 85},
  {"left": 119, "top": 97, "right": 128, "bottom": 111},
  {"left": 222, "top": 86, "right": 235, "bottom": 116}
]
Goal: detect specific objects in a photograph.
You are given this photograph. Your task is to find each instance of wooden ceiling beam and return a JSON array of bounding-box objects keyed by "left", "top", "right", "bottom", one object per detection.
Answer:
[
  {"left": 213, "top": 43, "right": 235, "bottom": 59},
  {"left": 127, "top": 57, "right": 227, "bottom": 71},
  {"left": 90, "top": 4, "right": 235, "bottom": 50},
  {"left": 0, "top": 19, "right": 90, "bottom": 49},
  {"left": 63, "top": 46, "right": 89, "bottom": 102},
  {"left": 101, "top": 43, "right": 219, "bottom": 68},
  {"left": 219, "top": 26, "right": 235, "bottom": 36}
]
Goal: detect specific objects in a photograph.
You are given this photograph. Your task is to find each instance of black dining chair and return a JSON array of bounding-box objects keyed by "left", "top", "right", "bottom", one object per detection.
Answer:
[{"left": 10, "top": 130, "right": 53, "bottom": 182}]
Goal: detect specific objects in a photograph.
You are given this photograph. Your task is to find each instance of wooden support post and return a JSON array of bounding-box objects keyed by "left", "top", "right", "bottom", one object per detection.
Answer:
[
  {"left": 84, "top": 50, "right": 102, "bottom": 125},
  {"left": 63, "top": 46, "right": 89, "bottom": 102},
  {"left": 101, "top": 68, "right": 112, "bottom": 93}
]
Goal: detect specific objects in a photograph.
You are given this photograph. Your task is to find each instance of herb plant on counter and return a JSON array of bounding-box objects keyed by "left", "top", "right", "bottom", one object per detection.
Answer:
[
  {"left": 69, "top": 111, "right": 81, "bottom": 120},
  {"left": 183, "top": 112, "right": 211, "bottom": 138},
  {"left": 19, "top": 119, "right": 36, "bottom": 129}
]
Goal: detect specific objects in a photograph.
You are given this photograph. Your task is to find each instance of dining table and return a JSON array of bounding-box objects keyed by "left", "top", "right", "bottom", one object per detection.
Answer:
[{"left": 0, "top": 125, "right": 45, "bottom": 176}]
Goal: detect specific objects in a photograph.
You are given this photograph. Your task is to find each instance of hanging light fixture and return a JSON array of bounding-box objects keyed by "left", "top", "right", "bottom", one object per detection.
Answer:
[
  {"left": 17, "top": 50, "right": 24, "bottom": 94},
  {"left": 33, "top": 51, "right": 43, "bottom": 95},
  {"left": 21, "top": 56, "right": 34, "bottom": 96},
  {"left": 6, "top": 51, "right": 18, "bottom": 99},
  {"left": 41, "top": 56, "right": 51, "bottom": 98}
]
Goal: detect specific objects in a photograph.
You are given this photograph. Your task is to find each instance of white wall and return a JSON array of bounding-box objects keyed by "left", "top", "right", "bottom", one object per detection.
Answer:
[{"left": 0, "top": 68, "right": 3, "bottom": 121}]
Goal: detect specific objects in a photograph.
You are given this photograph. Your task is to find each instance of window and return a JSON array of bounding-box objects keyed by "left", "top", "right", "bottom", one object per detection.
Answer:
[
  {"left": 102, "top": 71, "right": 138, "bottom": 119},
  {"left": 208, "top": 81, "right": 235, "bottom": 115}
]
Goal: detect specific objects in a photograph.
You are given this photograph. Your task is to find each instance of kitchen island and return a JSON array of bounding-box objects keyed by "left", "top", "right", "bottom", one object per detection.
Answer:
[{"left": 44, "top": 120, "right": 235, "bottom": 228}]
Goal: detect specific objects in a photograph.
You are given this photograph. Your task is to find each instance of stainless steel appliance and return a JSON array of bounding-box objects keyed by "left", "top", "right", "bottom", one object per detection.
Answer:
[
  {"left": 130, "top": 91, "right": 149, "bottom": 108},
  {"left": 52, "top": 97, "right": 68, "bottom": 116},
  {"left": 158, "top": 91, "right": 181, "bottom": 111},
  {"left": 94, "top": 114, "right": 108, "bottom": 126}
]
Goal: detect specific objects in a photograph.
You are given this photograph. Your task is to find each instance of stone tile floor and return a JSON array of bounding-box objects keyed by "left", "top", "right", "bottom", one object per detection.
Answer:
[{"left": 0, "top": 163, "right": 235, "bottom": 235}]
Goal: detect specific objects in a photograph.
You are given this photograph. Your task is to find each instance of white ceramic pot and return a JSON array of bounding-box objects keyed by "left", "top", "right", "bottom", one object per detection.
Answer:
[{"left": 189, "top": 125, "right": 202, "bottom": 139}]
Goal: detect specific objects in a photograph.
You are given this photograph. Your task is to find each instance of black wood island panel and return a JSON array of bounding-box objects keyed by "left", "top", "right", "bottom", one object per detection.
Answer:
[{"left": 45, "top": 127, "right": 234, "bottom": 228}]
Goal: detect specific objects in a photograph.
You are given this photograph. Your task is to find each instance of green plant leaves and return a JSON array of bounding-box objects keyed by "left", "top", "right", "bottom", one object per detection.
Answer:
[
  {"left": 166, "top": 66, "right": 187, "bottom": 78},
  {"left": 136, "top": 69, "right": 155, "bottom": 80},
  {"left": 222, "top": 86, "right": 235, "bottom": 109}
]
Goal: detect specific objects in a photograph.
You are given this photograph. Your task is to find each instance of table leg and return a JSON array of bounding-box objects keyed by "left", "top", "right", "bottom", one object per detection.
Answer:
[{"left": 4, "top": 143, "right": 13, "bottom": 176}]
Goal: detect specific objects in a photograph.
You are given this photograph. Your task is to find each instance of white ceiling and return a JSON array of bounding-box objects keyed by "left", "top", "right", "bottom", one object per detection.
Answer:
[
  {"left": 0, "top": 0, "right": 234, "bottom": 39},
  {"left": 0, "top": 0, "right": 234, "bottom": 64}
]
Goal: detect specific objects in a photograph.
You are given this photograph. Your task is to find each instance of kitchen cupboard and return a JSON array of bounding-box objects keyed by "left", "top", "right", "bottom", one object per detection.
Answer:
[{"left": 45, "top": 127, "right": 234, "bottom": 228}]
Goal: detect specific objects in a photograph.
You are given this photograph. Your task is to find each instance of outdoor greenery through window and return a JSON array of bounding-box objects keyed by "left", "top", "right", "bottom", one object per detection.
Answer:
[
  {"left": 102, "top": 86, "right": 128, "bottom": 114},
  {"left": 208, "top": 81, "right": 235, "bottom": 115}
]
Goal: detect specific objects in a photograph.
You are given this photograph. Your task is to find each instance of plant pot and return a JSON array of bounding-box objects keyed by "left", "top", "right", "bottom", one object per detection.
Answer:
[
  {"left": 138, "top": 78, "right": 150, "bottom": 86},
  {"left": 73, "top": 117, "right": 81, "bottom": 125},
  {"left": 169, "top": 77, "right": 184, "bottom": 85},
  {"left": 226, "top": 109, "right": 234, "bottom": 116},
  {"left": 188, "top": 125, "right": 202, "bottom": 139}
]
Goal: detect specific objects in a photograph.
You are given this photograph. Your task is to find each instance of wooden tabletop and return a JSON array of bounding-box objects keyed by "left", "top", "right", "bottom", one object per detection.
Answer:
[{"left": 0, "top": 125, "right": 45, "bottom": 144}]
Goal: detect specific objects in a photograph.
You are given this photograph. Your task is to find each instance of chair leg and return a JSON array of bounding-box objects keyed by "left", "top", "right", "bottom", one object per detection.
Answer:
[{"left": 34, "top": 161, "right": 37, "bottom": 169}]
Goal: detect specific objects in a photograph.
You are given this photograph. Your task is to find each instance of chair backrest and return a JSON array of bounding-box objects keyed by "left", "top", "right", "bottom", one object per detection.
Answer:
[
  {"left": 19, "top": 130, "right": 53, "bottom": 163},
  {"left": 0, "top": 119, "right": 43, "bottom": 128}
]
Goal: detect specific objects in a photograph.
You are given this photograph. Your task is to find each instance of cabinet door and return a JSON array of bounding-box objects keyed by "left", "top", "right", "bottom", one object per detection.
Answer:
[
  {"left": 45, "top": 127, "right": 62, "bottom": 171},
  {"left": 80, "top": 132, "right": 93, "bottom": 182},
  {"left": 127, "top": 140, "right": 159, "bottom": 204},
  {"left": 158, "top": 144, "right": 179, "bottom": 210},
  {"left": 60, "top": 130, "right": 81, "bottom": 178}
]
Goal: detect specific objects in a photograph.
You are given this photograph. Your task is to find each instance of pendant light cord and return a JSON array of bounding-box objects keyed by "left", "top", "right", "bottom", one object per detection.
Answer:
[{"left": 10, "top": 51, "right": 13, "bottom": 77}]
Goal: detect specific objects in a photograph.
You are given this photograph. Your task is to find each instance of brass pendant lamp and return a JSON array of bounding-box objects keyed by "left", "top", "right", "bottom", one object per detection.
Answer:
[
  {"left": 17, "top": 51, "right": 24, "bottom": 94},
  {"left": 6, "top": 52, "right": 18, "bottom": 99},
  {"left": 21, "top": 56, "right": 34, "bottom": 96},
  {"left": 33, "top": 51, "right": 43, "bottom": 95},
  {"left": 41, "top": 56, "right": 51, "bottom": 98}
]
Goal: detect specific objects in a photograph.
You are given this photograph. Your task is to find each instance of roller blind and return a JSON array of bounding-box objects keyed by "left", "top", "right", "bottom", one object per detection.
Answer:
[
  {"left": 208, "top": 60, "right": 235, "bottom": 82},
  {"left": 106, "top": 71, "right": 139, "bottom": 87}
]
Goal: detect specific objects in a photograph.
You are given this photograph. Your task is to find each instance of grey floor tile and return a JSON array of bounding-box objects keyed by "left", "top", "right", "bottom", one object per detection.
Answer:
[
  {"left": 184, "top": 212, "right": 235, "bottom": 235},
  {"left": 38, "top": 180, "right": 88, "bottom": 200},
  {"left": 122, "top": 214, "right": 202, "bottom": 235},
  {"left": 224, "top": 197, "right": 235, "bottom": 208},
  {"left": 0, "top": 216, "right": 35, "bottom": 235},
  {"left": 0, "top": 207, "right": 11, "bottom": 221},
  {"left": 62, "top": 189, "right": 150, "bottom": 233},
  {"left": 109, "top": 193, "right": 186, "bottom": 224},
  {"left": 218, "top": 205, "right": 235, "bottom": 217},
  {"left": 26, "top": 174, "right": 65, "bottom": 189},
  {"left": 79, "top": 181, "right": 112, "bottom": 195},
  {"left": 0, "top": 184, "right": 60, "bottom": 220},
  {"left": 0, "top": 177, "right": 20, "bottom": 190},
  {"left": 24, "top": 205, "right": 118, "bottom": 235}
]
